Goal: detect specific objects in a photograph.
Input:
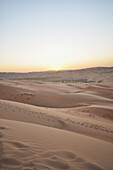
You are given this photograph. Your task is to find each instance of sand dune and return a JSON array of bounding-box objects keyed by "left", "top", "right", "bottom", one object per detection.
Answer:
[
  {"left": 0, "top": 80, "right": 112, "bottom": 108},
  {"left": 0, "top": 99, "right": 113, "bottom": 143},
  {"left": 0, "top": 69, "right": 113, "bottom": 170},
  {"left": 0, "top": 119, "right": 113, "bottom": 170}
]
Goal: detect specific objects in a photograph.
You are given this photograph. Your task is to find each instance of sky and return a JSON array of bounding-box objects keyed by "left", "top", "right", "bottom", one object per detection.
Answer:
[{"left": 0, "top": 0, "right": 113, "bottom": 72}]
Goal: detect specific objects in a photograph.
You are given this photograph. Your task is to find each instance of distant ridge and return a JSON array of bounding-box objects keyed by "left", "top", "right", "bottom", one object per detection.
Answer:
[
  {"left": 0, "top": 66, "right": 113, "bottom": 74},
  {"left": 0, "top": 66, "right": 113, "bottom": 83}
]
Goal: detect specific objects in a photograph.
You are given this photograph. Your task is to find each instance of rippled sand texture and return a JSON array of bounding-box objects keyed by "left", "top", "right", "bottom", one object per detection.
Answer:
[{"left": 0, "top": 67, "right": 113, "bottom": 169}]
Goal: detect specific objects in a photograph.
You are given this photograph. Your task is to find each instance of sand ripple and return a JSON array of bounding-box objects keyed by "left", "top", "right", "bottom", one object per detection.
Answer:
[{"left": 0, "top": 120, "right": 109, "bottom": 170}]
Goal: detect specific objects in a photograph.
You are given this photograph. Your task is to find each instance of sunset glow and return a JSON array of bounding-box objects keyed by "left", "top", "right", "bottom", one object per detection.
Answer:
[{"left": 1, "top": 0, "right": 113, "bottom": 72}]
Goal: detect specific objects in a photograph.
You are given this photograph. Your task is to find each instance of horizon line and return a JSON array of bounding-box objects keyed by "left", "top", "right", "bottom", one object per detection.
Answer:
[{"left": 0, "top": 66, "right": 113, "bottom": 74}]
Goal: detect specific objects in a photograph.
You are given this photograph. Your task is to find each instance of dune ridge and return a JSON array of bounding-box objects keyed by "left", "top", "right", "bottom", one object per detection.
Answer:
[
  {"left": 0, "top": 99, "right": 113, "bottom": 143},
  {"left": 0, "top": 80, "right": 113, "bottom": 108}
]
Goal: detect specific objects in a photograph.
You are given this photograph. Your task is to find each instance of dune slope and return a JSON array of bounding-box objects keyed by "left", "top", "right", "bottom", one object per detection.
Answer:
[{"left": 0, "top": 119, "right": 113, "bottom": 170}]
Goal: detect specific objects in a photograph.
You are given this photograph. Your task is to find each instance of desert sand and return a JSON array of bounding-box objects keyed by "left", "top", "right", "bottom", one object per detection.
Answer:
[{"left": 0, "top": 67, "right": 113, "bottom": 170}]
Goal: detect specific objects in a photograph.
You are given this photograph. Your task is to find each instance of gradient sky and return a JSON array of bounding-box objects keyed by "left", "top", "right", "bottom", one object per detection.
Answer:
[{"left": 0, "top": 0, "right": 113, "bottom": 72}]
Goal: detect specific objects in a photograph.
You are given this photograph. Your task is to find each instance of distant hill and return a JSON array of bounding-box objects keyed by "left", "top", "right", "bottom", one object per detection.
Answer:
[{"left": 0, "top": 66, "right": 113, "bottom": 83}]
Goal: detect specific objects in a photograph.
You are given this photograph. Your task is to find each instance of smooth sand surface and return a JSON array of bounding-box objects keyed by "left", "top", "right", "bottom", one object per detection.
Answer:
[
  {"left": 0, "top": 70, "right": 113, "bottom": 170},
  {"left": 0, "top": 119, "right": 113, "bottom": 170}
]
